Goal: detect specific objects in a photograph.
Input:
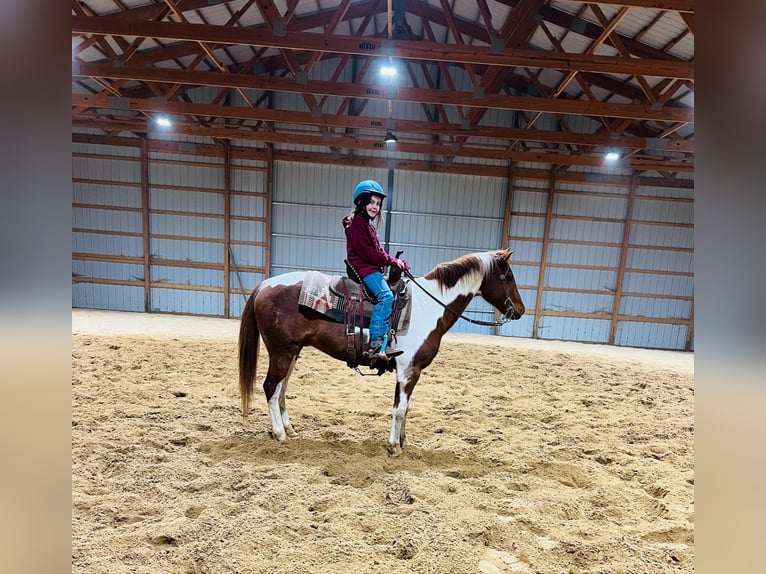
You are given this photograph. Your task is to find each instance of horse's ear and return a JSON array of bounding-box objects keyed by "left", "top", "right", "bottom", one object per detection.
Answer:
[{"left": 499, "top": 248, "right": 514, "bottom": 262}]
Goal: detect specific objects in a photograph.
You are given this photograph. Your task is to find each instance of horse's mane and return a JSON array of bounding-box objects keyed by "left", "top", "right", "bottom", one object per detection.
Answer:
[{"left": 424, "top": 252, "right": 493, "bottom": 291}]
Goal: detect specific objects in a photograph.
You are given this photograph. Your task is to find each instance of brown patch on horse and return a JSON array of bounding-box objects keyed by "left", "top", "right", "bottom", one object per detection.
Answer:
[{"left": 424, "top": 254, "right": 484, "bottom": 290}]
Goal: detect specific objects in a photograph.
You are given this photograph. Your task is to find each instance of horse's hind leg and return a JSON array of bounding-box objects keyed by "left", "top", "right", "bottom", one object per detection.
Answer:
[
  {"left": 264, "top": 353, "right": 297, "bottom": 442},
  {"left": 278, "top": 355, "right": 299, "bottom": 437}
]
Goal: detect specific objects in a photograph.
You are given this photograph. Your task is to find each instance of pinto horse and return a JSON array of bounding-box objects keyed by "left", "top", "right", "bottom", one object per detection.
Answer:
[{"left": 238, "top": 248, "right": 525, "bottom": 456}]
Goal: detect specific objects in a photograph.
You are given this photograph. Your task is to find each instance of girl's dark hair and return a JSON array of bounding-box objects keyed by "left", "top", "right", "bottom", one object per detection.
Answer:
[{"left": 353, "top": 193, "right": 383, "bottom": 221}]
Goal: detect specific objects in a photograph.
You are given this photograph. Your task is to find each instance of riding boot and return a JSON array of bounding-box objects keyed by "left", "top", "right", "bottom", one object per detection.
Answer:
[
  {"left": 365, "top": 334, "right": 403, "bottom": 364},
  {"left": 365, "top": 335, "right": 389, "bottom": 363}
]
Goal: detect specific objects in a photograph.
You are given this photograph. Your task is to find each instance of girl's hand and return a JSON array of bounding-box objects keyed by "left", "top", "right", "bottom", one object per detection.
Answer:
[{"left": 395, "top": 259, "right": 410, "bottom": 271}]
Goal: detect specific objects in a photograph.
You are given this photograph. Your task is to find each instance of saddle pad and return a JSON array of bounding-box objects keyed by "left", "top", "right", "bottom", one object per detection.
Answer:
[
  {"left": 299, "top": 270, "right": 411, "bottom": 334},
  {"left": 298, "top": 270, "right": 345, "bottom": 315}
]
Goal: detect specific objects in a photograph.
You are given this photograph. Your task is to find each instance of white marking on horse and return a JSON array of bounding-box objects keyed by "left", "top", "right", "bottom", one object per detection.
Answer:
[
  {"left": 261, "top": 271, "right": 304, "bottom": 289},
  {"left": 267, "top": 381, "right": 286, "bottom": 441}
]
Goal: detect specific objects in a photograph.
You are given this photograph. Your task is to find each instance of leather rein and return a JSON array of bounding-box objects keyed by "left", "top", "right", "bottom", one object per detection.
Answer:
[{"left": 402, "top": 268, "right": 518, "bottom": 327}]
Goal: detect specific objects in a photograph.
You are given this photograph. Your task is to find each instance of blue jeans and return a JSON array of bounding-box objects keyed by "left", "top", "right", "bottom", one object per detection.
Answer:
[{"left": 363, "top": 271, "right": 394, "bottom": 341}]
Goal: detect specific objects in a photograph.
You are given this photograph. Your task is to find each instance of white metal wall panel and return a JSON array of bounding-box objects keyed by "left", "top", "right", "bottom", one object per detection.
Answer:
[
  {"left": 538, "top": 316, "right": 612, "bottom": 343},
  {"left": 72, "top": 283, "right": 144, "bottom": 312},
  {"left": 73, "top": 231, "right": 143, "bottom": 258},
  {"left": 555, "top": 194, "right": 627, "bottom": 219},
  {"left": 73, "top": 138, "right": 693, "bottom": 349},
  {"left": 151, "top": 288, "right": 223, "bottom": 316},
  {"left": 545, "top": 267, "right": 619, "bottom": 293},
  {"left": 626, "top": 248, "right": 693, "bottom": 273},
  {"left": 271, "top": 162, "right": 387, "bottom": 276},
  {"left": 615, "top": 322, "right": 689, "bottom": 350},
  {"left": 547, "top": 243, "right": 622, "bottom": 268},
  {"left": 622, "top": 272, "right": 693, "bottom": 297},
  {"left": 550, "top": 218, "right": 625, "bottom": 244},
  {"left": 230, "top": 159, "right": 268, "bottom": 305},
  {"left": 73, "top": 207, "right": 142, "bottom": 234}
]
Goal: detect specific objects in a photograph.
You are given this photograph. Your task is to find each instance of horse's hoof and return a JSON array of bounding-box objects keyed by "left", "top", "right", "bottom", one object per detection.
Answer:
[
  {"left": 271, "top": 431, "right": 287, "bottom": 442},
  {"left": 285, "top": 425, "right": 298, "bottom": 438},
  {"left": 386, "top": 443, "right": 402, "bottom": 457}
]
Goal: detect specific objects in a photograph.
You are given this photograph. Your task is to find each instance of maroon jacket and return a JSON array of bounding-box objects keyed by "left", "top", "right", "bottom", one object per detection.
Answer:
[{"left": 342, "top": 213, "right": 397, "bottom": 278}]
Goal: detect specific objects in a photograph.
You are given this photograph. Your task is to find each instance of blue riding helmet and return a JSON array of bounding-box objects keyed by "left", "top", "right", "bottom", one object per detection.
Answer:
[{"left": 353, "top": 180, "right": 386, "bottom": 205}]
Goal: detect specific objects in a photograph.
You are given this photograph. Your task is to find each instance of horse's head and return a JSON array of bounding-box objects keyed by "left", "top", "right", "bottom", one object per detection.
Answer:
[{"left": 481, "top": 249, "right": 525, "bottom": 322}]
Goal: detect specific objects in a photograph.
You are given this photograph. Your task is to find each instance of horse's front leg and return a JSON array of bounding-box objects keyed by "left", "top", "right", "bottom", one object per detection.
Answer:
[{"left": 387, "top": 366, "right": 421, "bottom": 456}]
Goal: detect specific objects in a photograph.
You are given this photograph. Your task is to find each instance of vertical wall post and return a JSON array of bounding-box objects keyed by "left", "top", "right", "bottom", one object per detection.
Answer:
[
  {"left": 264, "top": 144, "right": 273, "bottom": 279},
  {"left": 532, "top": 166, "right": 557, "bottom": 339},
  {"left": 609, "top": 173, "right": 638, "bottom": 344},
  {"left": 383, "top": 168, "right": 395, "bottom": 251},
  {"left": 140, "top": 136, "right": 151, "bottom": 312},
  {"left": 495, "top": 161, "right": 516, "bottom": 336},
  {"left": 223, "top": 142, "right": 231, "bottom": 317}
]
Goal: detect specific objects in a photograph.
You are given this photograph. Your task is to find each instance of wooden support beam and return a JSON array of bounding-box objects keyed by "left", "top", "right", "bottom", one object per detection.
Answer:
[
  {"left": 71, "top": 16, "right": 694, "bottom": 79},
  {"left": 72, "top": 133, "right": 694, "bottom": 188},
  {"left": 609, "top": 173, "right": 638, "bottom": 344},
  {"left": 223, "top": 142, "right": 232, "bottom": 317},
  {"left": 140, "top": 136, "right": 151, "bottom": 311},
  {"left": 532, "top": 167, "right": 557, "bottom": 338},
  {"left": 72, "top": 93, "right": 694, "bottom": 153},
  {"left": 264, "top": 144, "right": 274, "bottom": 279}
]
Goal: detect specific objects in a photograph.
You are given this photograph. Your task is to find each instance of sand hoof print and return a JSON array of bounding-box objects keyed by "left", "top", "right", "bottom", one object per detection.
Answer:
[{"left": 479, "top": 549, "right": 531, "bottom": 573}]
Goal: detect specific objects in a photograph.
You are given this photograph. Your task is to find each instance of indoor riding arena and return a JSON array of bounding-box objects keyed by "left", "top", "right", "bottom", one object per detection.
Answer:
[{"left": 72, "top": 1, "right": 694, "bottom": 573}]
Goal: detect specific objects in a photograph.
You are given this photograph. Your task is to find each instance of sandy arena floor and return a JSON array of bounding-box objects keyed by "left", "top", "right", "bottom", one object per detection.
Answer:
[{"left": 72, "top": 309, "right": 694, "bottom": 573}]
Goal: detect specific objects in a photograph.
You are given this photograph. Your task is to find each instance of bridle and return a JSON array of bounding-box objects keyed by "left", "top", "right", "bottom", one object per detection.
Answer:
[{"left": 403, "top": 264, "right": 519, "bottom": 327}]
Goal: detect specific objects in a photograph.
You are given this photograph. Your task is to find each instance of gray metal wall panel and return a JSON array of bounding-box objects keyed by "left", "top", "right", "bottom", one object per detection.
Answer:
[
  {"left": 619, "top": 296, "right": 691, "bottom": 320},
  {"left": 625, "top": 248, "right": 693, "bottom": 273},
  {"left": 150, "top": 238, "right": 221, "bottom": 264},
  {"left": 73, "top": 181, "right": 141, "bottom": 208},
  {"left": 630, "top": 224, "right": 693, "bottom": 250},
  {"left": 622, "top": 272, "right": 693, "bottom": 297},
  {"left": 149, "top": 188, "right": 224, "bottom": 214},
  {"left": 554, "top": 193, "right": 627, "bottom": 219},
  {"left": 271, "top": 162, "right": 388, "bottom": 276},
  {"left": 545, "top": 268, "right": 619, "bottom": 292},
  {"left": 508, "top": 240, "right": 544, "bottom": 264},
  {"left": 73, "top": 155, "right": 141, "bottom": 184},
  {"left": 230, "top": 220, "right": 266, "bottom": 242},
  {"left": 498, "top": 313, "right": 535, "bottom": 338},
  {"left": 395, "top": 172, "right": 505, "bottom": 217},
  {"left": 231, "top": 194, "right": 266, "bottom": 218},
  {"left": 547, "top": 243, "right": 622, "bottom": 268},
  {"left": 615, "top": 322, "right": 688, "bottom": 350},
  {"left": 542, "top": 291, "right": 614, "bottom": 315},
  {"left": 391, "top": 213, "right": 502, "bottom": 253},
  {"left": 151, "top": 266, "right": 223, "bottom": 288},
  {"left": 73, "top": 207, "right": 143, "bottom": 233},
  {"left": 151, "top": 288, "right": 223, "bottom": 316},
  {"left": 509, "top": 215, "right": 546, "bottom": 240},
  {"left": 538, "top": 316, "right": 611, "bottom": 343},
  {"left": 73, "top": 232, "right": 143, "bottom": 257},
  {"left": 72, "top": 283, "right": 144, "bottom": 312},
  {"left": 149, "top": 214, "right": 224, "bottom": 240},
  {"left": 229, "top": 244, "right": 265, "bottom": 268},
  {"left": 271, "top": 236, "right": 345, "bottom": 275},
  {"left": 550, "top": 218, "right": 625, "bottom": 243},
  {"left": 149, "top": 162, "right": 224, "bottom": 190},
  {"left": 633, "top": 198, "right": 693, "bottom": 224},
  {"left": 72, "top": 260, "right": 143, "bottom": 282}
]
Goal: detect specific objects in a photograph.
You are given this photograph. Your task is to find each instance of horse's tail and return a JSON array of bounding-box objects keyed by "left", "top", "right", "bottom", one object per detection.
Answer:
[{"left": 238, "top": 289, "right": 259, "bottom": 420}]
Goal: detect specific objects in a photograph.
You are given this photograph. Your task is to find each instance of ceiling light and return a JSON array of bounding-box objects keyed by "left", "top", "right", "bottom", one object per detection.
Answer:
[
  {"left": 384, "top": 131, "right": 397, "bottom": 143},
  {"left": 155, "top": 116, "right": 171, "bottom": 128},
  {"left": 380, "top": 64, "right": 397, "bottom": 77},
  {"left": 605, "top": 151, "right": 620, "bottom": 161}
]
